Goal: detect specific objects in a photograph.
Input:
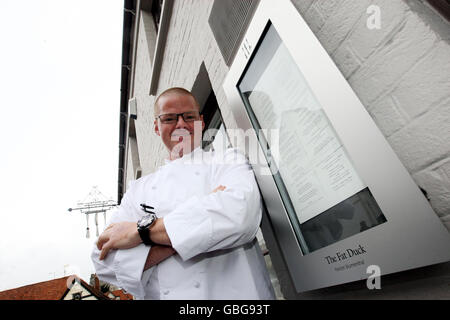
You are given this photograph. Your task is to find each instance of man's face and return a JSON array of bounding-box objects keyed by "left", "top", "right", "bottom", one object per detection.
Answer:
[{"left": 154, "top": 93, "right": 204, "bottom": 158}]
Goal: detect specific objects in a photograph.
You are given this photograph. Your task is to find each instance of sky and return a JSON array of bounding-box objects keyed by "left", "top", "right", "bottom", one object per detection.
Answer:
[{"left": 0, "top": 0, "right": 124, "bottom": 291}]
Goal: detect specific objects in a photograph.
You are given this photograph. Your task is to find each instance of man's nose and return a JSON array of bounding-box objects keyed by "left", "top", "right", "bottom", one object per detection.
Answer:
[{"left": 175, "top": 114, "right": 188, "bottom": 128}]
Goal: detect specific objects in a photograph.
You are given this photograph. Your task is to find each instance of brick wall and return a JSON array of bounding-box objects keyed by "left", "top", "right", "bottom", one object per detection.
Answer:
[
  {"left": 128, "top": 0, "right": 450, "bottom": 299},
  {"left": 131, "top": 9, "right": 166, "bottom": 176}
]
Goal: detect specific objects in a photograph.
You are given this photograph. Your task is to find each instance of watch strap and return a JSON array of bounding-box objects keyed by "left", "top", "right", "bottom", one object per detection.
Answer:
[
  {"left": 138, "top": 224, "right": 156, "bottom": 246},
  {"left": 138, "top": 228, "right": 155, "bottom": 246}
]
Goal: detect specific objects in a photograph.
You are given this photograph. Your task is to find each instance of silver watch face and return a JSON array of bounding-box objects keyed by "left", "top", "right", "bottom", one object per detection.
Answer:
[{"left": 138, "top": 214, "right": 156, "bottom": 228}]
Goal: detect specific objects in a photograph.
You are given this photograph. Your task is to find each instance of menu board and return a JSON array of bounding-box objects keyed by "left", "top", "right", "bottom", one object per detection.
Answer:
[{"left": 241, "top": 25, "right": 366, "bottom": 224}]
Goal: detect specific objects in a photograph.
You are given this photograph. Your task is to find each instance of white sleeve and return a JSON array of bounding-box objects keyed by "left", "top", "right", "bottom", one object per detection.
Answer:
[
  {"left": 163, "top": 148, "right": 262, "bottom": 261},
  {"left": 90, "top": 181, "right": 151, "bottom": 300}
]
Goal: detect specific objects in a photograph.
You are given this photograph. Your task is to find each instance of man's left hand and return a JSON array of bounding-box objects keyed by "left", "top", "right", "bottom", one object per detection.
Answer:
[{"left": 96, "top": 222, "right": 142, "bottom": 260}]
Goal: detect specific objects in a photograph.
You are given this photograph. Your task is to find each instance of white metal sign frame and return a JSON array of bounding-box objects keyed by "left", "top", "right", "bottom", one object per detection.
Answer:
[{"left": 223, "top": 0, "right": 450, "bottom": 292}]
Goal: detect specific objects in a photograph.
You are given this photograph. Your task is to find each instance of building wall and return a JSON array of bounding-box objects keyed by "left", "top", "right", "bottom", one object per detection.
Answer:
[{"left": 126, "top": 0, "right": 450, "bottom": 299}]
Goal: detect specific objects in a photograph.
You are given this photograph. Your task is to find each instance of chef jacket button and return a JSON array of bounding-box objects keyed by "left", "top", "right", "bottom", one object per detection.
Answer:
[
  {"left": 194, "top": 281, "right": 200, "bottom": 288},
  {"left": 152, "top": 186, "right": 157, "bottom": 190},
  {"left": 195, "top": 171, "right": 200, "bottom": 175},
  {"left": 163, "top": 290, "right": 170, "bottom": 295}
]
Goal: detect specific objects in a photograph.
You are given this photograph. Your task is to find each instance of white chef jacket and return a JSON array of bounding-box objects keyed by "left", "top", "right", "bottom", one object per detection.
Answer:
[{"left": 91, "top": 147, "right": 275, "bottom": 300}]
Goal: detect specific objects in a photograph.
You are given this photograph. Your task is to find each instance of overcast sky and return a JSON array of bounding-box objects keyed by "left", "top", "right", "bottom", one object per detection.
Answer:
[{"left": 0, "top": 0, "right": 123, "bottom": 290}]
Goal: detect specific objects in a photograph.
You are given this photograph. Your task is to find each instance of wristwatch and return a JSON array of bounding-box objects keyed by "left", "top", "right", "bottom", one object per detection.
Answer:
[{"left": 137, "top": 213, "right": 157, "bottom": 246}]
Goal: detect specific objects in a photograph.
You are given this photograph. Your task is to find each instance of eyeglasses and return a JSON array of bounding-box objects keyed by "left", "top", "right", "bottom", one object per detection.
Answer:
[{"left": 155, "top": 111, "right": 200, "bottom": 124}]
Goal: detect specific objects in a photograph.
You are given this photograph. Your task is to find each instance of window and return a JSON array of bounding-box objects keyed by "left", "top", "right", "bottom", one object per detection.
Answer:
[
  {"left": 201, "top": 92, "right": 231, "bottom": 152},
  {"left": 191, "top": 63, "right": 231, "bottom": 152},
  {"left": 151, "top": 0, "right": 163, "bottom": 32},
  {"left": 72, "top": 292, "right": 82, "bottom": 300}
]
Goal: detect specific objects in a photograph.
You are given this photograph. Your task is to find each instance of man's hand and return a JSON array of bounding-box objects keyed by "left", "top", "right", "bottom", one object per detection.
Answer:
[{"left": 96, "top": 222, "right": 142, "bottom": 260}]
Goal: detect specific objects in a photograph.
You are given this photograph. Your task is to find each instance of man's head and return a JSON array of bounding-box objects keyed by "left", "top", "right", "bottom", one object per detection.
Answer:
[{"left": 154, "top": 87, "right": 205, "bottom": 159}]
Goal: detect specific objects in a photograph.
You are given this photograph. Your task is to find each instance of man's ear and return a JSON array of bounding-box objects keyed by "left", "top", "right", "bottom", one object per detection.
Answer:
[{"left": 154, "top": 119, "right": 160, "bottom": 136}]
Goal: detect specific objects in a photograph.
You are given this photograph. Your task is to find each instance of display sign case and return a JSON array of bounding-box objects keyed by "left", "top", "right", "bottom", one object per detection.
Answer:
[{"left": 223, "top": 0, "right": 450, "bottom": 292}]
